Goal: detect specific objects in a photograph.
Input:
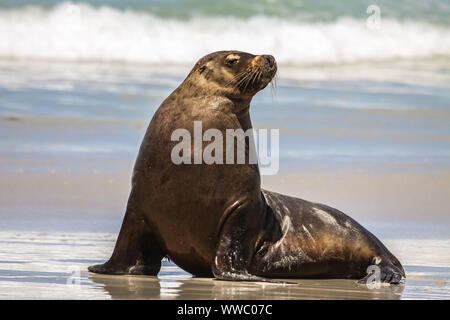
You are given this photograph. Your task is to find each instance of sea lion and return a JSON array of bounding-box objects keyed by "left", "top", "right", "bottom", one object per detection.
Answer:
[{"left": 88, "top": 50, "right": 405, "bottom": 284}]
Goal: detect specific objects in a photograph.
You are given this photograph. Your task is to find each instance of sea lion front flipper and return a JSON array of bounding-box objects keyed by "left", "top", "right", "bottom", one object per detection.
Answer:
[
  {"left": 212, "top": 201, "right": 294, "bottom": 285},
  {"left": 88, "top": 203, "right": 164, "bottom": 276}
]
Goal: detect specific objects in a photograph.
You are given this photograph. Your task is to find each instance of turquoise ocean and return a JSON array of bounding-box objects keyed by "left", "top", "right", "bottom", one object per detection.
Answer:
[{"left": 0, "top": 0, "right": 450, "bottom": 168}]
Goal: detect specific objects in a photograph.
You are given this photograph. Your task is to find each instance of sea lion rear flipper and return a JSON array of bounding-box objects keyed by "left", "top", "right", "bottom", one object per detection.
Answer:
[
  {"left": 357, "top": 262, "right": 404, "bottom": 285},
  {"left": 88, "top": 204, "right": 164, "bottom": 276}
]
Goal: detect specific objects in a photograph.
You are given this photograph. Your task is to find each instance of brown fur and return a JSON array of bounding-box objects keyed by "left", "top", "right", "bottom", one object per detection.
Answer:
[{"left": 89, "top": 51, "right": 404, "bottom": 284}]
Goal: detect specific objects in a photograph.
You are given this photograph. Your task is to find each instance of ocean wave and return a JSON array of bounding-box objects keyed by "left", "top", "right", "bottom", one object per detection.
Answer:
[{"left": 1, "top": 2, "right": 450, "bottom": 65}]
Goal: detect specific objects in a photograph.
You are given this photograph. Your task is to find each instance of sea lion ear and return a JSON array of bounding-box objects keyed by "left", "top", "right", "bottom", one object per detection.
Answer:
[
  {"left": 198, "top": 60, "right": 213, "bottom": 74},
  {"left": 198, "top": 65, "right": 207, "bottom": 74}
]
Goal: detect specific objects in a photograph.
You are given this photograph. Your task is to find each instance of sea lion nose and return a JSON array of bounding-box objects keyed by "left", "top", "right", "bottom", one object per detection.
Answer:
[{"left": 262, "top": 55, "right": 275, "bottom": 68}]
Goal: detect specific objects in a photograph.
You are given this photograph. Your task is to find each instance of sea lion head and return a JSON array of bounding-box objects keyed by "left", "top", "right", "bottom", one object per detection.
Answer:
[{"left": 188, "top": 50, "right": 277, "bottom": 99}]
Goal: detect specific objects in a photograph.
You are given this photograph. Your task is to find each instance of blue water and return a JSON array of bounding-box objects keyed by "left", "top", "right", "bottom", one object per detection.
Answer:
[
  {"left": 0, "top": 1, "right": 449, "bottom": 172},
  {"left": 0, "top": 60, "right": 449, "bottom": 173},
  {"left": 1, "top": 0, "right": 450, "bottom": 25}
]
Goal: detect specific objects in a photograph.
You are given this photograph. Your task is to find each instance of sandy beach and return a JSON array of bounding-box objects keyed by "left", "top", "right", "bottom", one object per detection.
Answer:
[{"left": 1, "top": 114, "right": 449, "bottom": 299}]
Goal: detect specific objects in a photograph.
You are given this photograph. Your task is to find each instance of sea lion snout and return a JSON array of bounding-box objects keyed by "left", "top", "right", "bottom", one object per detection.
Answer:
[
  {"left": 262, "top": 55, "right": 276, "bottom": 69},
  {"left": 242, "top": 54, "right": 276, "bottom": 93},
  {"left": 252, "top": 55, "right": 277, "bottom": 72}
]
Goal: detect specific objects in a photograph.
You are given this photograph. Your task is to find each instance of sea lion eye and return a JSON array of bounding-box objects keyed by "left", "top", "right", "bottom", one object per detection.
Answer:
[
  {"left": 225, "top": 54, "right": 240, "bottom": 66},
  {"left": 226, "top": 58, "right": 239, "bottom": 66}
]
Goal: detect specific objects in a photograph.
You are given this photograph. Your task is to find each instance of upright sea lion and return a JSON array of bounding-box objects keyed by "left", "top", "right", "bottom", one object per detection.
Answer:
[{"left": 89, "top": 51, "right": 405, "bottom": 284}]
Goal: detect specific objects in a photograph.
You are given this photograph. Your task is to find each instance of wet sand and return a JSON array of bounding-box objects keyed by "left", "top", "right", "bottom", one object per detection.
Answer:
[
  {"left": 0, "top": 231, "right": 448, "bottom": 300},
  {"left": 2, "top": 157, "right": 450, "bottom": 227}
]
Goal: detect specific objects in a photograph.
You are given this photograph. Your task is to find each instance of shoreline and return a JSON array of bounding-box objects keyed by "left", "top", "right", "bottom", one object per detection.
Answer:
[
  {"left": 2, "top": 164, "right": 449, "bottom": 224},
  {"left": 0, "top": 231, "right": 448, "bottom": 300}
]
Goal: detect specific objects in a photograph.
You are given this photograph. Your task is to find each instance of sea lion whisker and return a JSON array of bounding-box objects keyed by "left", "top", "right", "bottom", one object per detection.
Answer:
[
  {"left": 225, "top": 71, "right": 248, "bottom": 87},
  {"left": 257, "top": 70, "right": 263, "bottom": 83},
  {"left": 235, "top": 73, "right": 252, "bottom": 88},
  {"left": 235, "top": 71, "right": 251, "bottom": 85},
  {"left": 242, "top": 72, "right": 255, "bottom": 91},
  {"left": 251, "top": 71, "right": 259, "bottom": 86},
  {"left": 238, "top": 72, "right": 254, "bottom": 90},
  {"left": 270, "top": 73, "right": 278, "bottom": 98},
  {"left": 245, "top": 70, "right": 260, "bottom": 90}
]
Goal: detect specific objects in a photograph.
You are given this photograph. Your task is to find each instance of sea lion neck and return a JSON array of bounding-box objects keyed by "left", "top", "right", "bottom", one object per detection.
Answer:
[
  {"left": 234, "top": 106, "right": 253, "bottom": 131},
  {"left": 178, "top": 76, "right": 254, "bottom": 114},
  {"left": 228, "top": 96, "right": 252, "bottom": 114}
]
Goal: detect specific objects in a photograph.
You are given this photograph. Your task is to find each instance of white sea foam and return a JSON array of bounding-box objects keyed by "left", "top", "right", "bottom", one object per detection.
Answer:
[{"left": 1, "top": 2, "right": 450, "bottom": 65}]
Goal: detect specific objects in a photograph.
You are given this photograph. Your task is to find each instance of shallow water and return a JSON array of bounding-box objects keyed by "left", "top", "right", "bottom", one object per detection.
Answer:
[{"left": 1, "top": 59, "right": 450, "bottom": 173}]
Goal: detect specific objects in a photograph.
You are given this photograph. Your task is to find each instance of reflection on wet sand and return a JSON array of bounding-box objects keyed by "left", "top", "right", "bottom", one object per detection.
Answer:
[
  {"left": 1, "top": 231, "right": 449, "bottom": 299},
  {"left": 89, "top": 262, "right": 404, "bottom": 300}
]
